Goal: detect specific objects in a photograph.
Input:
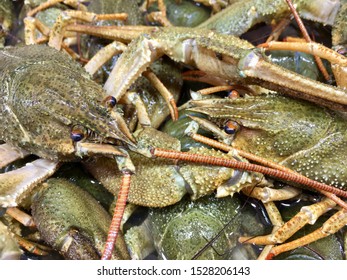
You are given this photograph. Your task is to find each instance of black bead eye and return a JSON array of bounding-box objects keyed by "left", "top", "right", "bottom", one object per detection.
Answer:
[
  {"left": 224, "top": 121, "right": 239, "bottom": 134},
  {"left": 70, "top": 125, "right": 85, "bottom": 142},
  {"left": 103, "top": 96, "right": 117, "bottom": 109}
]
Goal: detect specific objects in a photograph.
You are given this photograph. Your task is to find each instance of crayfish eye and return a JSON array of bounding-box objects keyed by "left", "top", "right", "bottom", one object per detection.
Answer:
[
  {"left": 227, "top": 90, "right": 240, "bottom": 99},
  {"left": 70, "top": 125, "right": 86, "bottom": 142},
  {"left": 103, "top": 95, "right": 117, "bottom": 109},
  {"left": 224, "top": 120, "right": 239, "bottom": 135}
]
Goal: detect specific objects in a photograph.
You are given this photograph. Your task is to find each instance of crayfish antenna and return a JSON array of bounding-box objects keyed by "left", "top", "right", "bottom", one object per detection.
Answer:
[
  {"left": 151, "top": 147, "right": 347, "bottom": 210},
  {"left": 102, "top": 149, "right": 135, "bottom": 260},
  {"left": 101, "top": 171, "right": 132, "bottom": 260}
]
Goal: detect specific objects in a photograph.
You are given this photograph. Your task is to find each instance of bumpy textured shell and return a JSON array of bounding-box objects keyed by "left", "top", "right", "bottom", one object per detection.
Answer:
[
  {"left": 0, "top": 45, "right": 132, "bottom": 161},
  {"left": 31, "top": 178, "right": 130, "bottom": 260}
]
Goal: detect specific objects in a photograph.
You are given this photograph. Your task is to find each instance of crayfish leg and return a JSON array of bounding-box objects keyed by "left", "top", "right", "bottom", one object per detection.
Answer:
[
  {"left": 267, "top": 208, "right": 347, "bottom": 259},
  {"left": 239, "top": 197, "right": 336, "bottom": 246}
]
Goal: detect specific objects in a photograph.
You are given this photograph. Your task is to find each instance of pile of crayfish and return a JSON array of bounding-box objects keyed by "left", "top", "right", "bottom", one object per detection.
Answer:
[{"left": 0, "top": 0, "right": 347, "bottom": 260}]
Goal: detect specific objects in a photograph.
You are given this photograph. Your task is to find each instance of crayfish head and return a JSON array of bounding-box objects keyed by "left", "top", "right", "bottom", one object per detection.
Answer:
[
  {"left": 188, "top": 93, "right": 333, "bottom": 163},
  {"left": 9, "top": 45, "right": 135, "bottom": 161}
]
